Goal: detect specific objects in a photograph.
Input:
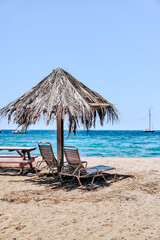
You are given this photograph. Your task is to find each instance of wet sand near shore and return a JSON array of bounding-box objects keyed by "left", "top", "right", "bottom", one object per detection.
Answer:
[{"left": 0, "top": 157, "right": 160, "bottom": 240}]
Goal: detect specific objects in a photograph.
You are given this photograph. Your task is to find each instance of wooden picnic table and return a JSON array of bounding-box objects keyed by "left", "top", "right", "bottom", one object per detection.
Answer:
[{"left": 0, "top": 146, "right": 37, "bottom": 174}]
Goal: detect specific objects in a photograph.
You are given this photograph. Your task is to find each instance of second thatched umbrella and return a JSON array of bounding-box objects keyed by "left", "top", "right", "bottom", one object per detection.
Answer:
[{"left": 0, "top": 68, "right": 119, "bottom": 169}]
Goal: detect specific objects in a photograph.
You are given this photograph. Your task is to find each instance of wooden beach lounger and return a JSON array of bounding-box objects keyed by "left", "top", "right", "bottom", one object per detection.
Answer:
[
  {"left": 59, "top": 146, "right": 116, "bottom": 185},
  {"left": 35, "top": 142, "right": 59, "bottom": 177}
]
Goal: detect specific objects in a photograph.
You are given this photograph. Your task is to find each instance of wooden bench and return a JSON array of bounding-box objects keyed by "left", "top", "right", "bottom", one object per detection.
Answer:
[
  {"left": 0, "top": 156, "right": 37, "bottom": 174},
  {"left": 0, "top": 155, "right": 23, "bottom": 158}
]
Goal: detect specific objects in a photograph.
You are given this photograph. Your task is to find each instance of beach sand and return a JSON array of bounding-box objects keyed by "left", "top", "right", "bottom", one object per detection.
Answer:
[{"left": 0, "top": 157, "right": 160, "bottom": 240}]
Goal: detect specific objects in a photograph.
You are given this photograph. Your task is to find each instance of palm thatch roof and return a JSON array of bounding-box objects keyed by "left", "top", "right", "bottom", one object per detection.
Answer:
[{"left": 0, "top": 68, "right": 119, "bottom": 134}]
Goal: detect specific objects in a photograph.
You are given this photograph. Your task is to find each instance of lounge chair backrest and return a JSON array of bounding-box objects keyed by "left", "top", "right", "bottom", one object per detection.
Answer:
[
  {"left": 38, "top": 142, "right": 58, "bottom": 167},
  {"left": 64, "top": 146, "right": 87, "bottom": 174},
  {"left": 64, "top": 146, "right": 81, "bottom": 165}
]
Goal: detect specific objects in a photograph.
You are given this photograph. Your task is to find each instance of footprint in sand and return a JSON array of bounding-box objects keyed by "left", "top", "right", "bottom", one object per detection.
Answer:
[{"left": 15, "top": 225, "right": 26, "bottom": 231}]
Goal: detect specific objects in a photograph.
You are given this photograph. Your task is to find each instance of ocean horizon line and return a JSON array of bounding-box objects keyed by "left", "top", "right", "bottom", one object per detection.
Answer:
[{"left": 1, "top": 129, "right": 160, "bottom": 131}]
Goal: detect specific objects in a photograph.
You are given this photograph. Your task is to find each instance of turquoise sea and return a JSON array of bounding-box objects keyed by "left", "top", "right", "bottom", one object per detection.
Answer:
[{"left": 0, "top": 130, "right": 160, "bottom": 157}]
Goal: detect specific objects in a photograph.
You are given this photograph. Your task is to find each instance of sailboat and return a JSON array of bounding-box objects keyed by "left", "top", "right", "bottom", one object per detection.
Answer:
[{"left": 142, "top": 109, "right": 154, "bottom": 132}]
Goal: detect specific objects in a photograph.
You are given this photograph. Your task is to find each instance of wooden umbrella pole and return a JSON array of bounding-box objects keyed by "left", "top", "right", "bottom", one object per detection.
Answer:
[{"left": 57, "top": 112, "right": 64, "bottom": 171}]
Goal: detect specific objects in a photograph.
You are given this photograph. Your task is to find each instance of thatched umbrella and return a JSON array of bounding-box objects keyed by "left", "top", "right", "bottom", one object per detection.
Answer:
[{"left": 0, "top": 68, "right": 119, "bottom": 169}]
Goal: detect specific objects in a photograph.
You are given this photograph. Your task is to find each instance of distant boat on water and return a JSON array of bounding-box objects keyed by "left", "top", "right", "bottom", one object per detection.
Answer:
[
  {"left": 12, "top": 130, "right": 27, "bottom": 134},
  {"left": 143, "top": 109, "right": 154, "bottom": 132},
  {"left": 12, "top": 127, "right": 28, "bottom": 134}
]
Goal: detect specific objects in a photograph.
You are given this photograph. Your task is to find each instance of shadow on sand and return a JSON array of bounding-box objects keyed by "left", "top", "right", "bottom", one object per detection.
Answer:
[{"left": 0, "top": 166, "right": 134, "bottom": 191}]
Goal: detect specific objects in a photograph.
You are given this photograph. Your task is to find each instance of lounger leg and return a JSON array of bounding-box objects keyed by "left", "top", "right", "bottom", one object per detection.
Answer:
[
  {"left": 35, "top": 167, "right": 40, "bottom": 177},
  {"left": 101, "top": 173, "right": 107, "bottom": 182},
  {"left": 35, "top": 161, "right": 43, "bottom": 177},
  {"left": 91, "top": 174, "right": 107, "bottom": 185},
  {"left": 76, "top": 176, "right": 82, "bottom": 186},
  {"left": 91, "top": 175, "right": 96, "bottom": 185}
]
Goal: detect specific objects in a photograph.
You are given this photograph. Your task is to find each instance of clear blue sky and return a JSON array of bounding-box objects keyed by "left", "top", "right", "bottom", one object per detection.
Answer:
[{"left": 0, "top": 0, "right": 160, "bottom": 130}]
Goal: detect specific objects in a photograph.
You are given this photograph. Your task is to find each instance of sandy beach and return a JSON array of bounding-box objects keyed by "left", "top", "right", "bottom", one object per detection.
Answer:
[{"left": 0, "top": 157, "right": 160, "bottom": 240}]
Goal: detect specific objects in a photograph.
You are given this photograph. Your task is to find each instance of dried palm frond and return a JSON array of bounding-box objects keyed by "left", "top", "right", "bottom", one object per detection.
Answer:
[{"left": 0, "top": 68, "right": 119, "bottom": 134}]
